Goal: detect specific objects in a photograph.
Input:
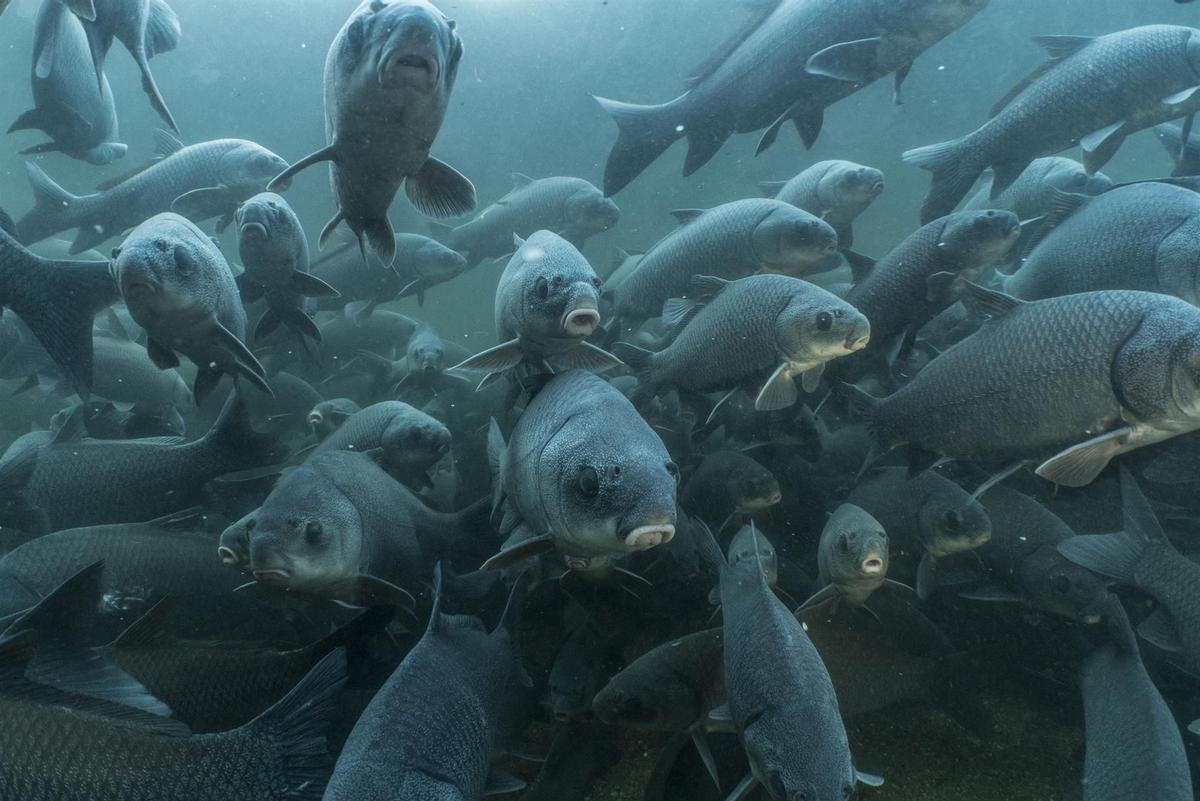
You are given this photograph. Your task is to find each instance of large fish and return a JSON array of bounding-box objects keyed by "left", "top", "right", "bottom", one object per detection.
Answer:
[
  {"left": 308, "top": 400, "right": 451, "bottom": 490},
  {"left": 113, "top": 212, "right": 270, "bottom": 404},
  {"left": 596, "top": 0, "right": 986, "bottom": 194},
  {"left": 850, "top": 285, "right": 1200, "bottom": 487},
  {"left": 485, "top": 370, "right": 678, "bottom": 572},
  {"left": 616, "top": 274, "right": 869, "bottom": 411},
  {"left": 9, "top": 0, "right": 126, "bottom": 164},
  {"left": 759, "top": 160, "right": 884, "bottom": 248},
  {"left": 962, "top": 157, "right": 1112, "bottom": 219},
  {"left": 1003, "top": 182, "right": 1200, "bottom": 304},
  {"left": 16, "top": 131, "right": 290, "bottom": 252},
  {"left": 310, "top": 233, "right": 466, "bottom": 314},
  {"left": 269, "top": 0, "right": 475, "bottom": 268},
  {"left": 607, "top": 200, "right": 839, "bottom": 334},
  {"left": 906, "top": 25, "right": 1200, "bottom": 223},
  {"left": 0, "top": 226, "right": 118, "bottom": 398},
  {"left": 430, "top": 174, "right": 619, "bottom": 267}
]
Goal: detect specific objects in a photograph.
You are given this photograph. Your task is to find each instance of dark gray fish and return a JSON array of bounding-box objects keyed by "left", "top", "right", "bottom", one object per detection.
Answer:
[
  {"left": 607, "top": 200, "right": 839, "bottom": 330},
  {"left": 846, "top": 467, "right": 991, "bottom": 599},
  {"left": 16, "top": 131, "right": 289, "bottom": 252},
  {"left": 430, "top": 174, "right": 619, "bottom": 267},
  {"left": 679, "top": 450, "right": 781, "bottom": 533},
  {"left": 1059, "top": 469, "right": 1200, "bottom": 672},
  {"left": 75, "top": 0, "right": 182, "bottom": 132},
  {"left": 844, "top": 209, "right": 1019, "bottom": 369},
  {"left": 0, "top": 631, "right": 346, "bottom": 801},
  {"left": 235, "top": 192, "right": 338, "bottom": 345},
  {"left": 0, "top": 392, "right": 277, "bottom": 533},
  {"left": 962, "top": 157, "right": 1112, "bottom": 219},
  {"left": 1155, "top": 122, "right": 1200, "bottom": 176},
  {"left": 906, "top": 25, "right": 1200, "bottom": 222},
  {"left": 616, "top": 274, "right": 868, "bottom": 411},
  {"left": 547, "top": 621, "right": 614, "bottom": 722},
  {"left": 323, "top": 573, "right": 527, "bottom": 800},
  {"left": 269, "top": 0, "right": 474, "bottom": 267},
  {"left": 1077, "top": 598, "right": 1193, "bottom": 801},
  {"left": 311, "top": 233, "right": 467, "bottom": 314},
  {"left": 309, "top": 399, "right": 450, "bottom": 489},
  {"left": 394, "top": 321, "right": 471, "bottom": 393},
  {"left": 850, "top": 285, "right": 1200, "bottom": 488},
  {"left": 226, "top": 450, "right": 491, "bottom": 606},
  {"left": 1003, "top": 182, "right": 1200, "bottom": 304},
  {"left": 485, "top": 370, "right": 678, "bottom": 572},
  {"left": 0, "top": 225, "right": 118, "bottom": 398},
  {"left": 307, "top": 398, "right": 361, "bottom": 440},
  {"left": 452, "top": 230, "right": 621, "bottom": 383},
  {"left": 113, "top": 212, "right": 270, "bottom": 404},
  {"left": 50, "top": 399, "right": 185, "bottom": 440},
  {"left": 9, "top": 0, "right": 126, "bottom": 164},
  {"left": 804, "top": 503, "right": 892, "bottom": 610},
  {"left": 596, "top": 0, "right": 986, "bottom": 194},
  {"left": 759, "top": 160, "right": 884, "bottom": 248}
]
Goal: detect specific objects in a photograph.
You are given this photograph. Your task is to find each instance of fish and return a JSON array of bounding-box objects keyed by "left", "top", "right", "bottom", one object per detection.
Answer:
[
  {"left": 0, "top": 630, "right": 346, "bottom": 801},
  {"left": 1003, "top": 182, "right": 1200, "bottom": 305},
  {"left": 0, "top": 225, "right": 119, "bottom": 398},
  {"left": 595, "top": 0, "right": 987, "bottom": 194},
  {"left": 1077, "top": 597, "right": 1193, "bottom": 801},
  {"left": 268, "top": 0, "right": 475, "bottom": 268},
  {"left": 50, "top": 399, "right": 185, "bottom": 440},
  {"left": 322, "top": 570, "right": 528, "bottom": 800},
  {"left": 615, "top": 274, "right": 869, "bottom": 412},
  {"left": 309, "top": 399, "right": 451, "bottom": 490},
  {"left": 1058, "top": 468, "right": 1200, "bottom": 673},
  {"left": 0, "top": 392, "right": 278, "bottom": 533},
  {"left": 605, "top": 200, "right": 840, "bottom": 333},
  {"left": 846, "top": 467, "right": 991, "bottom": 599},
  {"left": 759, "top": 159, "right": 884, "bottom": 248},
  {"left": 451, "top": 230, "right": 621, "bottom": 384},
  {"left": 843, "top": 209, "right": 1019, "bottom": 371},
  {"left": 227, "top": 449, "right": 492, "bottom": 606},
  {"left": 9, "top": 0, "right": 126, "bottom": 164},
  {"left": 547, "top": 621, "right": 614, "bottom": 722},
  {"left": 393, "top": 321, "right": 471, "bottom": 394},
  {"left": 74, "top": 0, "right": 183, "bottom": 133},
  {"left": 905, "top": 25, "right": 1200, "bottom": 223},
  {"left": 484, "top": 370, "right": 678, "bottom": 572},
  {"left": 801, "top": 503, "right": 899, "bottom": 612},
  {"left": 113, "top": 212, "right": 271, "bottom": 404},
  {"left": 1155, "top": 122, "right": 1200, "bottom": 176},
  {"left": 307, "top": 398, "right": 361, "bottom": 440},
  {"left": 704, "top": 517, "right": 878, "bottom": 799},
  {"left": 962, "top": 157, "right": 1113, "bottom": 220},
  {"left": 234, "top": 192, "right": 338, "bottom": 346},
  {"left": 311, "top": 233, "right": 467, "bottom": 315},
  {"left": 678, "top": 450, "right": 781, "bottom": 533},
  {"left": 429, "top": 174, "right": 620, "bottom": 267},
  {"left": 849, "top": 284, "right": 1200, "bottom": 488},
  {"left": 15, "top": 131, "right": 290, "bottom": 252}
]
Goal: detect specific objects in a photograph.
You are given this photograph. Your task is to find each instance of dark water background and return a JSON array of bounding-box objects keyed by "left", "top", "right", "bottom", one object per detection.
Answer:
[{"left": 0, "top": 0, "right": 1193, "bottom": 347}]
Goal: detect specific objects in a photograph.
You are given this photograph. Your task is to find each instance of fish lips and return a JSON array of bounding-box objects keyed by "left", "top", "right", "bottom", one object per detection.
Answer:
[
  {"left": 561, "top": 301, "right": 601, "bottom": 337},
  {"left": 379, "top": 49, "right": 440, "bottom": 91},
  {"left": 238, "top": 221, "right": 270, "bottom": 241},
  {"left": 622, "top": 522, "right": 676, "bottom": 551}
]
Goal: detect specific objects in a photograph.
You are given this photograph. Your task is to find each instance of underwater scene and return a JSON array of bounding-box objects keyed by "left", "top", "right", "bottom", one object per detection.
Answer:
[{"left": 2, "top": 0, "right": 1200, "bottom": 798}]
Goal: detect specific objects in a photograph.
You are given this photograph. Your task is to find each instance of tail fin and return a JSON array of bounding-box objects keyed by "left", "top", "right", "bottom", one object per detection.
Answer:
[
  {"left": 1056, "top": 468, "right": 1162, "bottom": 583},
  {"left": 205, "top": 391, "right": 285, "bottom": 471},
  {"left": 242, "top": 649, "right": 347, "bottom": 800},
  {"left": 16, "top": 162, "right": 83, "bottom": 246},
  {"left": 360, "top": 218, "right": 396, "bottom": 269},
  {"left": 0, "top": 228, "right": 118, "bottom": 399},
  {"left": 902, "top": 138, "right": 982, "bottom": 225},
  {"left": 594, "top": 94, "right": 688, "bottom": 196}
]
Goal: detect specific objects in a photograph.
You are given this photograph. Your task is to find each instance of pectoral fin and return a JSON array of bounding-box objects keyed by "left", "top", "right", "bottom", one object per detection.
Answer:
[
  {"left": 1035, "top": 426, "right": 1131, "bottom": 487},
  {"left": 754, "top": 362, "right": 798, "bottom": 410}
]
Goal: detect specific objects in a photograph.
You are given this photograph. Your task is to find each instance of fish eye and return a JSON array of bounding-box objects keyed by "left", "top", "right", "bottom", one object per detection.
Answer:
[
  {"left": 666, "top": 462, "right": 680, "bottom": 484},
  {"left": 592, "top": 276, "right": 602, "bottom": 288},
  {"left": 942, "top": 509, "right": 963, "bottom": 531},
  {"left": 535, "top": 277, "right": 549, "bottom": 300},
  {"left": 836, "top": 535, "right": 850, "bottom": 555},
  {"left": 245, "top": 518, "right": 256, "bottom": 531},
  {"left": 1050, "top": 574, "right": 1071, "bottom": 594},
  {"left": 816, "top": 311, "right": 834, "bottom": 331},
  {"left": 305, "top": 521, "right": 323, "bottom": 544},
  {"left": 578, "top": 465, "right": 600, "bottom": 498}
]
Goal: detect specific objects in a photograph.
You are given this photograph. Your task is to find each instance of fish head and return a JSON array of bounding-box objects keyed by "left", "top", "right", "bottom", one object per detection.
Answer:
[
  {"left": 564, "top": 187, "right": 621, "bottom": 235},
  {"left": 938, "top": 209, "right": 1021, "bottom": 269},
  {"left": 917, "top": 490, "right": 991, "bottom": 557},
  {"left": 777, "top": 293, "right": 871, "bottom": 365},
  {"left": 592, "top": 666, "right": 702, "bottom": 730},
  {"left": 515, "top": 231, "right": 604, "bottom": 340},
  {"left": 357, "top": 0, "right": 463, "bottom": 96},
  {"left": 406, "top": 331, "right": 447, "bottom": 374},
  {"left": 1018, "top": 548, "right": 1112, "bottom": 623},
  {"left": 308, "top": 399, "right": 356, "bottom": 438},
  {"left": 753, "top": 207, "right": 840, "bottom": 273},
  {"left": 820, "top": 162, "right": 885, "bottom": 208},
  {"left": 1039, "top": 159, "right": 1100, "bottom": 198},
  {"left": 241, "top": 471, "right": 364, "bottom": 591},
  {"left": 414, "top": 240, "right": 468, "bottom": 283},
  {"left": 727, "top": 466, "right": 783, "bottom": 512},
  {"left": 822, "top": 504, "right": 889, "bottom": 586},
  {"left": 114, "top": 221, "right": 216, "bottom": 318},
  {"left": 1168, "top": 328, "right": 1200, "bottom": 418},
  {"left": 234, "top": 192, "right": 288, "bottom": 243},
  {"left": 381, "top": 413, "right": 452, "bottom": 470},
  {"left": 727, "top": 524, "right": 778, "bottom": 586},
  {"left": 220, "top": 142, "right": 291, "bottom": 194}
]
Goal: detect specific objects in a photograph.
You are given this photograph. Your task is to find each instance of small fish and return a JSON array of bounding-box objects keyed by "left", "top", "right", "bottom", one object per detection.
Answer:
[{"left": 759, "top": 159, "right": 884, "bottom": 248}]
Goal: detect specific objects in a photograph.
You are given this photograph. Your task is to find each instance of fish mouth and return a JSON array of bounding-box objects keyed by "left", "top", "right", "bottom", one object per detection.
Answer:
[
  {"left": 306, "top": 410, "right": 324, "bottom": 428},
  {"left": 623, "top": 523, "right": 675, "bottom": 550},
  {"left": 381, "top": 51, "right": 439, "bottom": 90},
  {"left": 217, "top": 545, "right": 242, "bottom": 565},
  {"left": 868, "top": 181, "right": 885, "bottom": 197},
  {"left": 253, "top": 568, "right": 291, "bottom": 583},
  {"left": 1081, "top": 614, "right": 1103, "bottom": 625},
  {"left": 845, "top": 326, "right": 871, "bottom": 352},
  {"left": 861, "top": 556, "right": 885, "bottom": 575},
  {"left": 239, "top": 221, "right": 269, "bottom": 241},
  {"left": 562, "top": 306, "right": 601, "bottom": 337}
]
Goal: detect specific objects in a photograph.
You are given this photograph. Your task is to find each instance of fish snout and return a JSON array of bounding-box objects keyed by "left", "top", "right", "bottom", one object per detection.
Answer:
[
  {"left": 562, "top": 296, "right": 601, "bottom": 337},
  {"left": 239, "top": 221, "right": 270, "bottom": 241},
  {"left": 844, "top": 315, "right": 871, "bottom": 352},
  {"left": 307, "top": 409, "right": 324, "bottom": 430},
  {"left": 623, "top": 522, "right": 676, "bottom": 551},
  {"left": 861, "top": 555, "right": 885, "bottom": 575}
]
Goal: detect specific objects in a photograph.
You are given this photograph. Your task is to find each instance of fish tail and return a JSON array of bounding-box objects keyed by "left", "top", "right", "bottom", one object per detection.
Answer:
[
  {"left": 242, "top": 649, "right": 347, "bottom": 800},
  {"left": 16, "top": 162, "right": 82, "bottom": 246},
  {"left": 903, "top": 137, "right": 983, "bottom": 224},
  {"left": 594, "top": 93, "right": 688, "bottom": 196},
  {"left": 360, "top": 218, "right": 396, "bottom": 269},
  {"left": 1056, "top": 468, "right": 1165, "bottom": 583}
]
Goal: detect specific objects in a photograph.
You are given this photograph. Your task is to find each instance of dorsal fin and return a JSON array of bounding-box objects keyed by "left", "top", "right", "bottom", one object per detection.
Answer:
[
  {"left": 681, "top": 0, "right": 781, "bottom": 89},
  {"left": 153, "top": 128, "right": 185, "bottom": 158},
  {"left": 689, "top": 274, "right": 730, "bottom": 298},
  {"left": 50, "top": 404, "right": 89, "bottom": 443},
  {"left": 511, "top": 172, "right": 534, "bottom": 189},
  {"left": 670, "top": 208, "right": 706, "bottom": 225},
  {"left": 961, "top": 282, "right": 1024, "bottom": 318},
  {"left": 1032, "top": 35, "right": 1094, "bottom": 59}
]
